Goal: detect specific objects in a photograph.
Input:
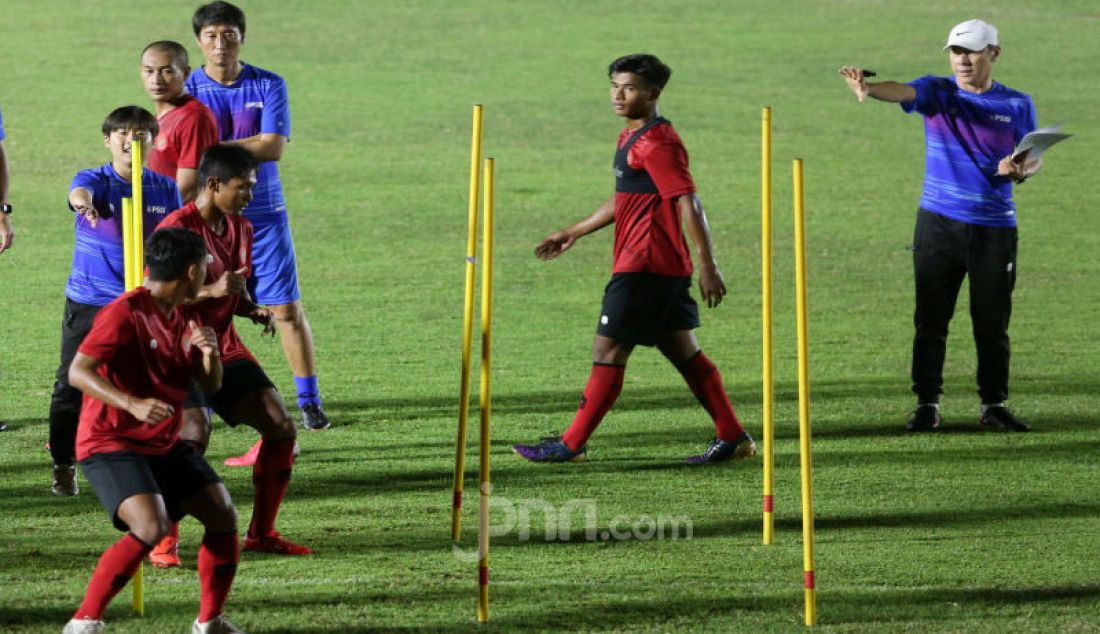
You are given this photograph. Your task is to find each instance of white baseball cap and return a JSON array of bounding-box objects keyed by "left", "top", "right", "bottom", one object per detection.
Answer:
[{"left": 944, "top": 19, "right": 998, "bottom": 51}]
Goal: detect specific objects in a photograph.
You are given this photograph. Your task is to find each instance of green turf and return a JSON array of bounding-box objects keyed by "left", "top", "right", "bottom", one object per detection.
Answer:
[{"left": 2, "top": 0, "right": 1099, "bottom": 631}]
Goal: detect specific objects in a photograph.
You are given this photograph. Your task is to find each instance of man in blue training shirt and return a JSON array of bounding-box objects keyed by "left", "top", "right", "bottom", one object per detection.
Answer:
[
  {"left": 48, "top": 106, "right": 183, "bottom": 495},
  {"left": 186, "top": 1, "right": 331, "bottom": 447},
  {"left": 839, "top": 19, "right": 1042, "bottom": 433}
]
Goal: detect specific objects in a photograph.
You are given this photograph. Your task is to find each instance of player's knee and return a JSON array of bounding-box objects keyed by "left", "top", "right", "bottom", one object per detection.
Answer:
[
  {"left": 132, "top": 513, "right": 171, "bottom": 545},
  {"left": 216, "top": 502, "right": 239, "bottom": 532},
  {"left": 260, "top": 415, "right": 297, "bottom": 441}
]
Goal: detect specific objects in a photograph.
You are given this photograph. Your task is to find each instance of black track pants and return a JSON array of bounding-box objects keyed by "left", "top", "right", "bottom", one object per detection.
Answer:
[{"left": 910, "top": 209, "right": 1017, "bottom": 404}]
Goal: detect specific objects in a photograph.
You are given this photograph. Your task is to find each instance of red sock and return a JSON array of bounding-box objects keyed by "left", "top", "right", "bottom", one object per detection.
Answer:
[
  {"left": 561, "top": 363, "right": 625, "bottom": 451},
  {"left": 73, "top": 533, "right": 151, "bottom": 620},
  {"left": 198, "top": 530, "right": 239, "bottom": 622},
  {"left": 678, "top": 352, "right": 745, "bottom": 442},
  {"left": 249, "top": 437, "right": 295, "bottom": 538}
]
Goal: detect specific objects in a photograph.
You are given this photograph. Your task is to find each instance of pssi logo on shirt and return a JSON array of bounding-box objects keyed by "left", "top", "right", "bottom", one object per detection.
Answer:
[
  {"left": 146, "top": 205, "right": 168, "bottom": 215},
  {"left": 991, "top": 114, "right": 1012, "bottom": 123},
  {"left": 245, "top": 101, "right": 264, "bottom": 109}
]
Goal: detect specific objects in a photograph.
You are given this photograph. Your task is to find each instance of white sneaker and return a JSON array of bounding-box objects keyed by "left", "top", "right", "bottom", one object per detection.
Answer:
[
  {"left": 192, "top": 615, "right": 245, "bottom": 634},
  {"left": 62, "top": 618, "right": 104, "bottom": 634},
  {"left": 52, "top": 465, "right": 79, "bottom": 496}
]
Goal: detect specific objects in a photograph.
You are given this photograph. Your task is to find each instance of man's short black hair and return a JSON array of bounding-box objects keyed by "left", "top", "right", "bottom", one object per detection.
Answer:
[
  {"left": 608, "top": 54, "right": 672, "bottom": 90},
  {"left": 193, "top": 1, "right": 246, "bottom": 38},
  {"left": 141, "top": 40, "right": 189, "bottom": 67},
  {"left": 198, "top": 144, "right": 259, "bottom": 184},
  {"left": 101, "top": 106, "right": 159, "bottom": 139},
  {"left": 145, "top": 228, "right": 207, "bottom": 281}
]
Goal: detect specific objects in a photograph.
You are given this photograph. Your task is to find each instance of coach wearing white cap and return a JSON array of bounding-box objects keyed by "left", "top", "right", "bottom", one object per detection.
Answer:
[{"left": 838, "top": 19, "right": 1042, "bottom": 433}]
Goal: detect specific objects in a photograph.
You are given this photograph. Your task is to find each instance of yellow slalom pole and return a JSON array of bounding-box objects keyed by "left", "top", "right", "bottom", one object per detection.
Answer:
[
  {"left": 121, "top": 195, "right": 145, "bottom": 616},
  {"left": 761, "top": 107, "right": 775, "bottom": 546},
  {"left": 476, "top": 157, "right": 495, "bottom": 623},
  {"left": 793, "top": 159, "right": 816, "bottom": 626},
  {"left": 122, "top": 198, "right": 135, "bottom": 290},
  {"left": 452, "top": 104, "right": 484, "bottom": 542},
  {"left": 132, "top": 563, "right": 144, "bottom": 616},
  {"left": 127, "top": 138, "right": 147, "bottom": 618},
  {"left": 131, "top": 139, "right": 144, "bottom": 288}
]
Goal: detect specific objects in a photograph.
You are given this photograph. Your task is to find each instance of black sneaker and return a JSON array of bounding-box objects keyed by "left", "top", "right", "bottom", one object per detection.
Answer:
[
  {"left": 300, "top": 402, "right": 331, "bottom": 430},
  {"left": 905, "top": 405, "right": 941, "bottom": 432},
  {"left": 978, "top": 406, "right": 1030, "bottom": 432}
]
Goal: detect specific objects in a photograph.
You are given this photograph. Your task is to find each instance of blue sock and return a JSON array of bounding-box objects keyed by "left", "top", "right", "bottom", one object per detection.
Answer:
[{"left": 294, "top": 375, "right": 321, "bottom": 409}]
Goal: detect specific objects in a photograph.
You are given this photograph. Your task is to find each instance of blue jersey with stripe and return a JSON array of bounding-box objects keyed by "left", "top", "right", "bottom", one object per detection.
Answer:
[
  {"left": 65, "top": 164, "right": 182, "bottom": 306},
  {"left": 186, "top": 63, "right": 290, "bottom": 228},
  {"left": 902, "top": 75, "right": 1036, "bottom": 227}
]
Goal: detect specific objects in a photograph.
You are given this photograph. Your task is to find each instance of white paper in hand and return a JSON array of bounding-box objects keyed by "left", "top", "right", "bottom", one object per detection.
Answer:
[{"left": 1012, "top": 123, "right": 1072, "bottom": 160}]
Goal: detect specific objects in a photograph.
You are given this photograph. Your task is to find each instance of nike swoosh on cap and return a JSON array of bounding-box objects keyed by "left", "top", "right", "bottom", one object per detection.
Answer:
[{"left": 955, "top": 31, "right": 971, "bottom": 36}]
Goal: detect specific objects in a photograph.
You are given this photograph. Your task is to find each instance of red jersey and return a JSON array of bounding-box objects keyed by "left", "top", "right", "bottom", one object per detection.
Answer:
[
  {"left": 159, "top": 204, "right": 256, "bottom": 364},
  {"left": 611, "top": 119, "right": 696, "bottom": 277},
  {"left": 147, "top": 96, "right": 219, "bottom": 179},
  {"left": 76, "top": 288, "right": 202, "bottom": 459}
]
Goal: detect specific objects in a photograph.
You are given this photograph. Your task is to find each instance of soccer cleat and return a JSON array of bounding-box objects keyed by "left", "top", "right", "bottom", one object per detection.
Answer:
[
  {"left": 192, "top": 614, "right": 246, "bottom": 634},
  {"left": 224, "top": 440, "right": 300, "bottom": 467},
  {"left": 149, "top": 524, "right": 181, "bottom": 568},
  {"left": 243, "top": 532, "right": 313, "bottom": 556},
  {"left": 300, "top": 402, "right": 331, "bottom": 431},
  {"left": 979, "top": 406, "right": 1030, "bottom": 432},
  {"left": 52, "top": 464, "right": 79, "bottom": 496},
  {"left": 511, "top": 436, "right": 587, "bottom": 463},
  {"left": 62, "top": 618, "right": 105, "bottom": 634},
  {"left": 905, "top": 405, "right": 942, "bottom": 432},
  {"left": 685, "top": 433, "right": 757, "bottom": 464}
]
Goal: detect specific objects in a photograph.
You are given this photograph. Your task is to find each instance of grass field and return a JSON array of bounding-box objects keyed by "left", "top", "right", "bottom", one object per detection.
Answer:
[{"left": 2, "top": 0, "right": 1099, "bottom": 632}]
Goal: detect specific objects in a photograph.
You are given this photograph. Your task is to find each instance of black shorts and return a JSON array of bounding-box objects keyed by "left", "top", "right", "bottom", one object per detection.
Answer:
[
  {"left": 596, "top": 273, "right": 700, "bottom": 346},
  {"left": 79, "top": 442, "right": 221, "bottom": 532},
  {"left": 185, "top": 359, "right": 276, "bottom": 427}
]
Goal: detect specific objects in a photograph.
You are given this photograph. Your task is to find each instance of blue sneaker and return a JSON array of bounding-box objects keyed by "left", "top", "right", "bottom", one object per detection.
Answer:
[
  {"left": 512, "top": 436, "right": 587, "bottom": 463},
  {"left": 685, "top": 433, "right": 757, "bottom": 464}
]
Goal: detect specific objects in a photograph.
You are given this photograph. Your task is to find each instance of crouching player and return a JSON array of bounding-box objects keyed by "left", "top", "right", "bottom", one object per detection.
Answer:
[
  {"left": 149, "top": 144, "right": 311, "bottom": 566},
  {"left": 64, "top": 228, "right": 243, "bottom": 634}
]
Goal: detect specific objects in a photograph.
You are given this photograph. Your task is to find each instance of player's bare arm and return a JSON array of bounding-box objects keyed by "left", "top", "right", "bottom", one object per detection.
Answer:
[
  {"left": 535, "top": 196, "right": 616, "bottom": 260},
  {"left": 229, "top": 133, "right": 286, "bottom": 162},
  {"left": 234, "top": 295, "right": 277, "bottom": 337},
  {"left": 175, "top": 167, "right": 200, "bottom": 203},
  {"left": 679, "top": 193, "right": 726, "bottom": 308},
  {"left": 838, "top": 66, "right": 916, "bottom": 104},
  {"left": 69, "top": 351, "right": 175, "bottom": 424},
  {"left": 69, "top": 187, "right": 100, "bottom": 228},
  {"left": 0, "top": 139, "right": 11, "bottom": 252},
  {"left": 196, "top": 266, "right": 248, "bottom": 301},
  {"left": 188, "top": 320, "right": 223, "bottom": 394}
]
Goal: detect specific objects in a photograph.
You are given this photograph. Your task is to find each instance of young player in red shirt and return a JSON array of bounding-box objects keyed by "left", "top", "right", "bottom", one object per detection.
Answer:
[
  {"left": 151, "top": 144, "right": 311, "bottom": 566},
  {"left": 140, "top": 40, "right": 219, "bottom": 204},
  {"left": 64, "top": 228, "right": 244, "bottom": 634},
  {"left": 513, "top": 54, "right": 756, "bottom": 464}
]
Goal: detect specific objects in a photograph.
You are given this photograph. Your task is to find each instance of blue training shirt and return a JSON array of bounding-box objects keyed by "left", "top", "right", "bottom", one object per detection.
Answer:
[
  {"left": 65, "top": 164, "right": 182, "bottom": 306},
  {"left": 186, "top": 63, "right": 290, "bottom": 228},
  {"left": 0, "top": 106, "right": 6, "bottom": 140},
  {"left": 902, "top": 75, "right": 1037, "bottom": 227}
]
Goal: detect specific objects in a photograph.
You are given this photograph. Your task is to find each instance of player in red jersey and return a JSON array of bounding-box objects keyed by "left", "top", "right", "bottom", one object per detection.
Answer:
[
  {"left": 513, "top": 54, "right": 756, "bottom": 464},
  {"left": 151, "top": 144, "right": 311, "bottom": 566},
  {"left": 140, "top": 40, "right": 219, "bottom": 203},
  {"left": 64, "top": 228, "right": 244, "bottom": 634}
]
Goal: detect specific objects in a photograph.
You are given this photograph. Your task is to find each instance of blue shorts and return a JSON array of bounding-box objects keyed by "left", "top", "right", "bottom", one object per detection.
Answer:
[{"left": 248, "top": 217, "right": 301, "bottom": 306}]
